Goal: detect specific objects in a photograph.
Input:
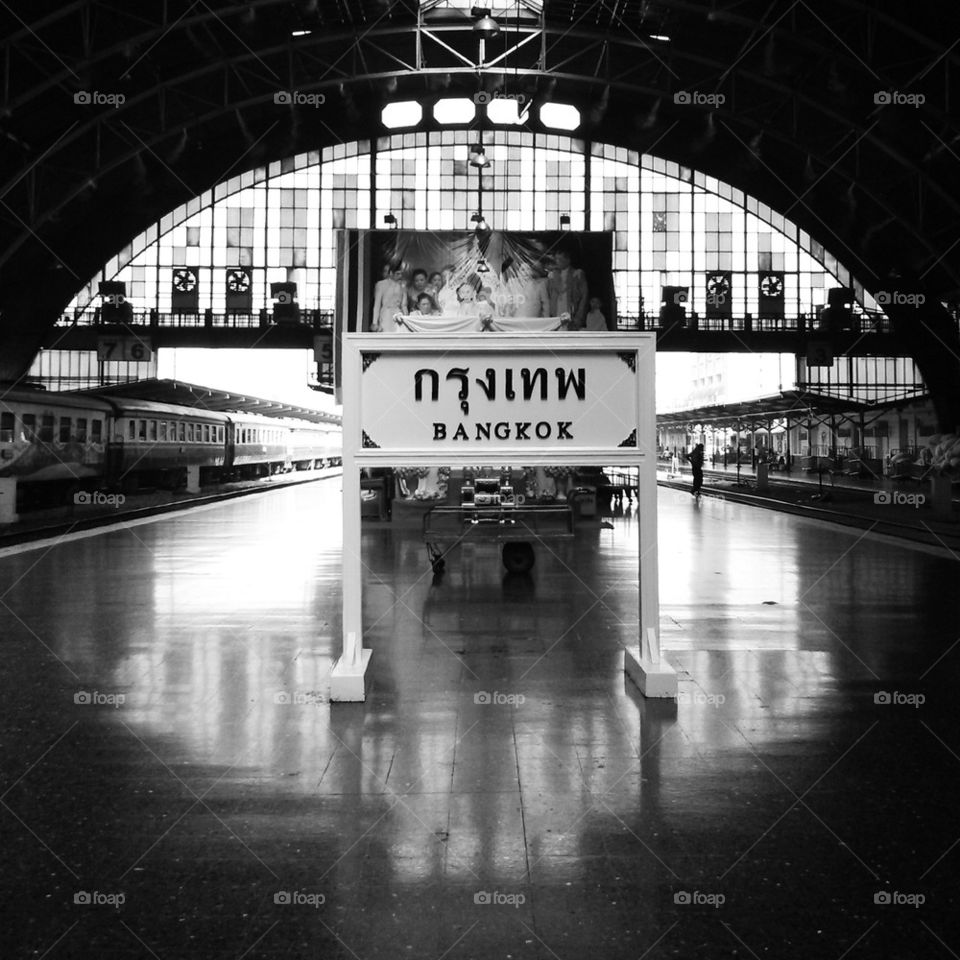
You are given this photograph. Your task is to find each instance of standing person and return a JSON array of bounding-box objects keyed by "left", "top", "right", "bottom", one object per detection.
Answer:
[
  {"left": 547, "top": 247, "right": 589, "bottom": 328},
  {"left": 584, "top": 296, "right": 607, "bottom": 331},
  {"left": 436, "top": 265, "right": 459, "bottom": 314},
  {"left": 426, "top": 271, "right": 443, "bottom": 300},
  {"left": 516, "top": 261, "right": 551, "bottom": 318},
  {"left": 685, "top": 443, "right": 705, "bottom": 498},
  {"left": 405, "top": 269, "right": 429, "bottom": 313},
  {"left": 371, "top": 261, "right": 405, "bottom": 332}
]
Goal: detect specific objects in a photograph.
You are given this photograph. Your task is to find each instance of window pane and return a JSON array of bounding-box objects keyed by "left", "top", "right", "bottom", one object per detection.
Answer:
[{"left": 0, "top": 412, "right": 13, "bottom": 443}]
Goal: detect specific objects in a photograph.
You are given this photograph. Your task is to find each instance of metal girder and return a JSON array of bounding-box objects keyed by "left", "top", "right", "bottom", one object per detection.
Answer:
[{"left": 3, "top": 32, "right": 956, "bottom": 303}]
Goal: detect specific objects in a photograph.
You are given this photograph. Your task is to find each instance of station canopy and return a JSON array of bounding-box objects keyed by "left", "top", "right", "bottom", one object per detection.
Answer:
[
  {"left": 657, "top": 390, "right": 878, "bottom": 429},
  {"left": 74, "top": 379, "right": 341, "bottom": 427}
]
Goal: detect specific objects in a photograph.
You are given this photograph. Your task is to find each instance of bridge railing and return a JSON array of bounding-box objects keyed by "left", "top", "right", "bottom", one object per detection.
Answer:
[
  {"left": 615, "top": 310, "right": 894, "bottom": 334},
  {"left": 56, "top": 309, "right": 335, "bottom": 331},
  {"left": 54, "top": 307, "right": 899, "bottom": 337}
]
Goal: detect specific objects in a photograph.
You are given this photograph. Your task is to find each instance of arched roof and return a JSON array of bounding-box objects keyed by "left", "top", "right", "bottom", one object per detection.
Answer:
[{"left": 2, "top": 0, "right": 959, "bottom": 423}]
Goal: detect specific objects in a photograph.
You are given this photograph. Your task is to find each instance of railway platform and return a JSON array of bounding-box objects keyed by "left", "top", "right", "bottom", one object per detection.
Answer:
[{"left": 0, "top": 479, "right": 956, "bottom": 959}]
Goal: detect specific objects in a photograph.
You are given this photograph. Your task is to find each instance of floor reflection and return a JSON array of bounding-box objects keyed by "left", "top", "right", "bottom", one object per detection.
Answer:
[{"left": 1, "top": 482, "right": 957, "bottom": 958}]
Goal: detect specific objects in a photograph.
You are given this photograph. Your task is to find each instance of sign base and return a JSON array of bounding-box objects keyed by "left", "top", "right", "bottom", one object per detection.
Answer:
[
  {"left": 624, "top": 646, "right": 677, "bottom": 699},
  {"left": 330, "top": 648, "right": 373, "bottom": 701}
]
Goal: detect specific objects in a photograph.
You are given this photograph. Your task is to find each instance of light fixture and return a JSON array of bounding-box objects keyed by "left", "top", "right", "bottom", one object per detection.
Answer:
[
  {"left": 477, "top": 258, "right": 490, "bottom": 273},
  {"left": 468, "top": 143, "right": 490, "bottom": 167},
  {"left": 559, "top": 214, "right": 571, "bottom": 228},
  {"left": 291, "top": 29, "right": 312, "bottom": 37},
  {"left": 384, "top": 213, "right": 397, "bottom": 229},
  {"left": 470, "top": 212, "right": 489, "bottom": 234},
  {"left": 649, "top": 33, "right": 670, "bottom": 42},
  {"left": 472, "top": 7, "right": 500, "bottom": 37}
]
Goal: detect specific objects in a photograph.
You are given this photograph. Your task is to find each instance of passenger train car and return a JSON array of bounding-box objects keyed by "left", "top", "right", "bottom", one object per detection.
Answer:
[{"left": 0, "top": 387, "right": 341, "bottom": 506}]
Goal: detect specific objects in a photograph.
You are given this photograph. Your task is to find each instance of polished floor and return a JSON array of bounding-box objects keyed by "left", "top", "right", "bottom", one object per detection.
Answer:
[{"left": 1, "top": 480, "right": 957, "bottom": 958}]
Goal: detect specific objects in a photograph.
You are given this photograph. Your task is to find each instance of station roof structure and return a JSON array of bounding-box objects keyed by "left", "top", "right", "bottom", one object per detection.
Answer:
[
  {"left": 2, "top": 1, "right": 960, "bottom": 426},
  {"left": 75, "top": 378, "right": 342, "bottom": 426},
  {"left": 657, "top": 390, "right": 892, "bottom": 428}
]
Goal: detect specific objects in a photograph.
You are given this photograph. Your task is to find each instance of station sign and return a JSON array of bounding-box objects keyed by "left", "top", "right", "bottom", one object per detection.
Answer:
[
  {"left": 96, "top": 336, "right": 153, "bottom": 362},
  {"left": 344, "top": 333, "right": 655, "bottom": 464},
  {"left": 334, "top": 330, "right": 664, "bottom": 704}
]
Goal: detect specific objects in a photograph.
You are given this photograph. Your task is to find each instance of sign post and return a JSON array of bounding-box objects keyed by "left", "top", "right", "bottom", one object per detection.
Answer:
[{"left": 329, "top": 332, "right": 676, "bottom": 701}]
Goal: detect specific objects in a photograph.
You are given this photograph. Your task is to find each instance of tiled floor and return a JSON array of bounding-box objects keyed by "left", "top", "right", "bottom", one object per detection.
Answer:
[{"left": 1, "top": 479, "right": 957, "bottom": 958}]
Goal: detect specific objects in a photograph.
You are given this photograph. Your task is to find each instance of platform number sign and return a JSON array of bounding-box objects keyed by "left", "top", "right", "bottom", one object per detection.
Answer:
[{"left": 97, "top": 337, "right": 153, "bottom": 362}]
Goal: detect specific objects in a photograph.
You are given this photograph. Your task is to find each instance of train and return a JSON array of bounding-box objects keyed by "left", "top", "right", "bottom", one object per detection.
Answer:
[{"left": 0, "top": 387, "right": 342, "bottom": 507}]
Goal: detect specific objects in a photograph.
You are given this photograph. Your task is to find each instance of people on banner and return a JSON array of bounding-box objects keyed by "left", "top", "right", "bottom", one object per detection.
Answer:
[
  {"left": 547, "top": 247, "right": 589, "bottom": 328},
  {"left": 405, "top": 269, "right": 430, "bottom": 313},
  {"left": 370, "top": 247, "right": 596, "bottom": 331},
  {"left": 371, "top": 260, "right": 406, "bottom": 332}
]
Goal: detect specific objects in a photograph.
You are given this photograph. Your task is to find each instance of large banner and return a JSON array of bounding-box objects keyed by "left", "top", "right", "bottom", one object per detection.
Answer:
[{"left": 364, "top": 230, "right": 616, "bottom": 333}]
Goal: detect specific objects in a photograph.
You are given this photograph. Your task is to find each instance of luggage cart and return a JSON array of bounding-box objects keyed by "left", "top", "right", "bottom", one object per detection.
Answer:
[{"left": 423, "top": 503, "right": 574, "bottom": 576}]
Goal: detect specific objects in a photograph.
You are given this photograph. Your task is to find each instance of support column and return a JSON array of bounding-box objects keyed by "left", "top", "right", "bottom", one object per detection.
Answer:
[
  {"left": 624, "top": 415, "right": 676, "bottom": 697},
  {"left": 332, "top": 349, "right": 372, "bottom": 701}
]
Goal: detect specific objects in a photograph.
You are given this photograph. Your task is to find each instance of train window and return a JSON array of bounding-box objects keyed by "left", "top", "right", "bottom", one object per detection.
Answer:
[
  {"left": 149, "top": 420, "right": 157, "bottom": 441},
  {"left": 59, "top": 417, "right": 71, "bottom": 442},
  {"left": 178, "top": 422, "right": 185, "bottom": 442},
  {"left": 217, "top": 426, "right": 224, "bottom": 443},
  {"left": 76, "top": 419, "right": 88, "bottom": 443},
  {"left": 186, "top": 423, "right": 193, "bottom": 442},
  {"left": 40, "top": 415, "right": 54, "bottom": 443},
  {"left": 137, "top": 420, "right": 146, "bottom": 440},
  {"left": 159, "top": 421, "right": 167, "bottom": 441},
  {"left": 21, "top": 414, "right": 36, "bottom": 442},
  {"left": 0, "top": 412, "right": 13, "bottom": 443},
  {"left": 128, "top": 420, "right": 135, "bottom": 439},
  {"left": 91, "top": 420, "right": 102, "bottom": 442}
]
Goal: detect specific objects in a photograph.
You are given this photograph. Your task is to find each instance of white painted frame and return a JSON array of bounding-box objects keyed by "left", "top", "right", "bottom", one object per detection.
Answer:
[{"left": 330, "top": 332, "right": 674, "bottom": 701}]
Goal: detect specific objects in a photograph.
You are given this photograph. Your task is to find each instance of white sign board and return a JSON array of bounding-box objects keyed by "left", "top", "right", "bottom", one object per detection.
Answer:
[
  {"left": 331, "top": 332, "right": 670, "bottom": 701},
  {"left": 359, "top": 348, "right": 640, "bottom": 456},
  {"left": 348, "top": 333, "right": 653, "bottom": 465}
]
